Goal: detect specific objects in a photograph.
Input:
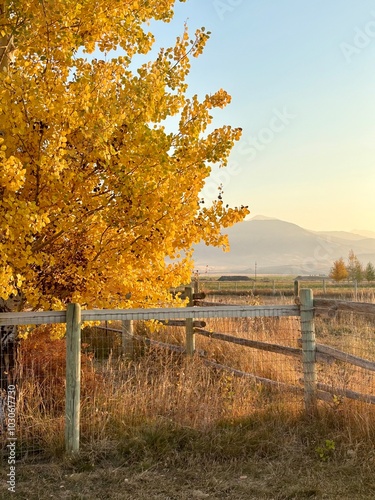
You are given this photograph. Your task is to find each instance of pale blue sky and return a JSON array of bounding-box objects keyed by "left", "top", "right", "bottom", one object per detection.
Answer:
[{"left": 143, "top": 0, "right": 375, "bottom": 232}]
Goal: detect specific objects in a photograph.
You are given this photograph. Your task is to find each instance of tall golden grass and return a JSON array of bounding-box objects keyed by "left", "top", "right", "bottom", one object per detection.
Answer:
[{"left": 2, "top": 295, "right": 375, "bottom": 461}]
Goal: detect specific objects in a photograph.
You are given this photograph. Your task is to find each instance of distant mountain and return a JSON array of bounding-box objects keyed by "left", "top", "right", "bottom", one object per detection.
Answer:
[
  {"left": 351, "top": 229, "right": 375, "bottom": 239},
  {"left": 313, "top": 230, "right": 365, "bottom": 242},
  {"left": 193, "top": 216, "right": 375, "bottom": 274}
]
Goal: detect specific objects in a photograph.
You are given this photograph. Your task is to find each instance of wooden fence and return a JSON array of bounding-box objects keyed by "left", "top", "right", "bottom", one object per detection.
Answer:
[
  {"left": 200, "top": 277, "right": 373, "bottom": 299},
  {"left": 1, "top": 288, "right": 375, "bottom": 455}
]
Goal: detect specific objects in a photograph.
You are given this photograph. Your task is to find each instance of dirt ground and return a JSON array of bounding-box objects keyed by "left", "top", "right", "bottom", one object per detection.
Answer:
[{"left": 1, "top": 453, "right": 375, "bottom": 500}]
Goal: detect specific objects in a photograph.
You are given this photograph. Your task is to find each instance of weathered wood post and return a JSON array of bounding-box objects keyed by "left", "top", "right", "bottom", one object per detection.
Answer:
[
  {"left": 323, "top": 279, "right": 326, "bottom": 294},
  {"left": 193, "top": 277, "right": 199, "bottom": 294},
  {"left": 299, "top": 289, "right": 317, "bottom": 413},
  {"left": 273, "top": 280, "right": 276, "bottom": 296},
  {"left": 122, "top": 319, "right": 134, "bottom": 358},
  {"left": 185, "top": 286, "right": 195, "bottom": 356},
  {"left": 65, "top": 303, "right": 81, "bottom": 454},
  {"left": 294, "top": 279, "right": 300, "bottom": 298}
]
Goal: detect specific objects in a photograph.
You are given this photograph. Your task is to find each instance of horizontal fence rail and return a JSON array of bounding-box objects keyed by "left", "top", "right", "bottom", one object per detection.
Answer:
[
  {"left": 195, "top": 328, "right": 302, "bottom": 358},
  {"left": 0, "top": 310, "right": 66, "bottom": 325},
  {"left": 2, "top": 299, "right": 372, "bottom": 328},
  {"left": 316, "top": 344, "right": 375, "bottom": 372},
  {"left": 314, "top": 299, "right": 375, "bottom": 315},
  {"left": 0, "top": 304, "right": 300, "bottom": 326}
]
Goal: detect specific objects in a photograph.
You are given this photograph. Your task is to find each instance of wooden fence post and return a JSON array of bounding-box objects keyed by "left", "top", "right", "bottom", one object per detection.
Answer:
[
  {"left": 294, "top": 280, "right": 300, "bottom": 297},
  {"left": 299, "top": 289, "right": 317, "bottom": 413},
  {"left": 65, "top": 303, "right": 81, "bottom": 454},
  {"left": 122, "top": 320, "right": 134, "bottom": 358},
  {"left": 185, "top": 286, "right": 195, "bottom": 356}
]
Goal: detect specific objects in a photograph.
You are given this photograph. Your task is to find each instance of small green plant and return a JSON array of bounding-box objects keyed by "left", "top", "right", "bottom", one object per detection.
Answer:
[{"left": 315, "top": 439, "right": 336, "bottom": 461}]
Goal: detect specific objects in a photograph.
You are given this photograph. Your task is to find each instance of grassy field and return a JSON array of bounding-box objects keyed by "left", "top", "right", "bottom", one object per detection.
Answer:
[
  {"left": 198, "top": 276, "right": 375, "bottom": 301},
  {"left": 1, "top": 294, "right": 375, "bottom": 499},
  {"left": 2, "top": 410, "right": 375, "bottom": 499}
]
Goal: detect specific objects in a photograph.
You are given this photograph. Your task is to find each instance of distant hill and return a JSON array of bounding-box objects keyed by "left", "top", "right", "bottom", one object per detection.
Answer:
[
  {"left": 193, "top": 217, "right": 375, "bottom": 274},
  {"left": 351, "top": 229, "right": 375, "bottom": 239},
  {"left": 313, "top": 230, "right": 365, "bottom": 242}
]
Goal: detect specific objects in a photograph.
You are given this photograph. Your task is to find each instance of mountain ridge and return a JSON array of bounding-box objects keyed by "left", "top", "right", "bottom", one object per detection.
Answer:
[{"left": 193, "top": 216, "right": 375, "bottom": 274}]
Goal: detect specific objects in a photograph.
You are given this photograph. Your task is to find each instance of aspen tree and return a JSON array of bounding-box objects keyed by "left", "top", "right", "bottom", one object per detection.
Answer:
[
  {"left": 0, "top": 1, "right": 249, "bottom": 310},
  {"left": 329, "top": 258, "right": 348, "bottom": 282}
]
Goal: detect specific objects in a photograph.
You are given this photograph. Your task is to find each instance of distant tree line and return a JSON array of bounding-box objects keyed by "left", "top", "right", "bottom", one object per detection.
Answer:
[{"left": 330, "top": 250, "right": 375, "bottom": 282}]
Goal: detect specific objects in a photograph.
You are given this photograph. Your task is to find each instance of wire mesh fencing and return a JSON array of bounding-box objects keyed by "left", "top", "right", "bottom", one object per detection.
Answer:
[
  {"left": 77, "top": 301, "right": 305, "bottom": 440},
  {"left": 1, "top": 292, "right": 375, "bottom": 461},
  {"left": 314, "top": 309, "right": 375, "bottom": 404},
  {"left": 0, "top": 312, "right": 68, "bottom": 460}
]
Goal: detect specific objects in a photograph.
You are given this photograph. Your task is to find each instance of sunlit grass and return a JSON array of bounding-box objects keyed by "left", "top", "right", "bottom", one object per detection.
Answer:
[{"left": 3, "top": 293, "right": 375, "bottom": 468}]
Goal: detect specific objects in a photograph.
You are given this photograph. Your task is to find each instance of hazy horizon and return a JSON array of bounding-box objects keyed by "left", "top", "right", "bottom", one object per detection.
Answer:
[
  {"left": 192, "top": 214, "right": 375, "bottom": 275},
  {"left": 246, "top": 214, "right": 375, "bottom": 236}
]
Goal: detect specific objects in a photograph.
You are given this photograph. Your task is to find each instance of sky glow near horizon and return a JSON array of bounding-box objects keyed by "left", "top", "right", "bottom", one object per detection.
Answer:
[{"left": 143, "top": 0, "right": 375, "bottom": 233}]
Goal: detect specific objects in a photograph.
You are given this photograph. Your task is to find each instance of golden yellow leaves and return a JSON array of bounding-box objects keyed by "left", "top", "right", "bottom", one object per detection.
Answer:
[
  {"left": 207, "top": 89, "right": 232, "bottom": 109},
  {"left": 0, "top": 149, "right": 25, "bottom": 192},
  {"left": 191, "top": 27, "right": 211, "bottom": 58},
  {"left": 0, "top": 0, "right": 249, "bottom": 312}
]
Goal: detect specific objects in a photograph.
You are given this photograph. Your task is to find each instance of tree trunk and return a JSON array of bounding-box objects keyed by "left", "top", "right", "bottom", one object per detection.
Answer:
[{"left": 0, "top": 1, "right": 14, "bottom": 73}]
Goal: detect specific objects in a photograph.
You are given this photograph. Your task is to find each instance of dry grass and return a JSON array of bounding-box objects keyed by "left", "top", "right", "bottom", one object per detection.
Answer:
[
  {"left": 201, "top": 279, "right": 375, "bottom": 303},
  {"left": 2, "top": 295, "right": 375, "bottom": 498}
]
